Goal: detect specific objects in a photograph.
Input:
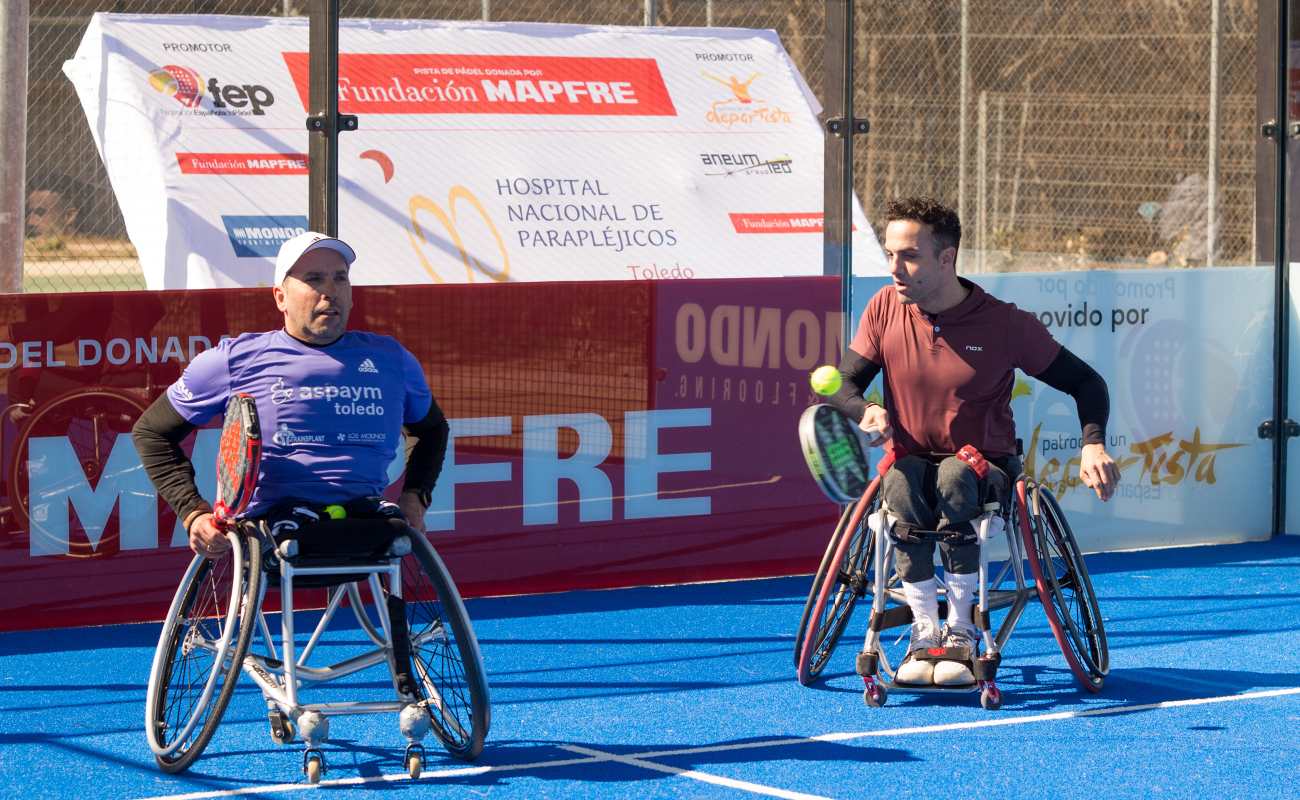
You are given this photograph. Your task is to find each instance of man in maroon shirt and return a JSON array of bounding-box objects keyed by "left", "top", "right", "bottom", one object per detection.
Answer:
[{"left": 827, "top": 197, "right": 1120, "bottom": 687}]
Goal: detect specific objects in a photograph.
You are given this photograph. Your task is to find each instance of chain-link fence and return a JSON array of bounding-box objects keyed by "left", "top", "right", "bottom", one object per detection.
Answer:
[
  {"left": 852, "top": 0, "right": 1260, "bottom": 272},
  {"left": 21, "top": 0, "right": 1262, "bottom": 291}
]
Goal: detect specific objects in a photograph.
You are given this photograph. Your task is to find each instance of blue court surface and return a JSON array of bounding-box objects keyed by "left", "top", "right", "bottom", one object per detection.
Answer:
[{"left": 3, "top": 537, "right": 1300, "bottom": 799}]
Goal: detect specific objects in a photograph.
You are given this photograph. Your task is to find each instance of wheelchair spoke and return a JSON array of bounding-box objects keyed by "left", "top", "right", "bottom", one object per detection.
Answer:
[
  {"left": 402, "top": 553, "right": 480, "bottom": 753},
  {"left": 147, "top": 532, "right": 261, "bottom": 772}
]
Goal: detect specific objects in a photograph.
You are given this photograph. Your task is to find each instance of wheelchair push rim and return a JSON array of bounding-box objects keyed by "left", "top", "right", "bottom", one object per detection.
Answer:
[
  {"left": 1031, "top": 483, "right": 1109, "bottom": 677},
  {"left": 794, "top": 478, "right": 878, "bottom": 685},
  {"left": 404, "top": 533, "right": 491, "bottom": 760},
  {"left": 145, "top": 530, "right": 261, "bottom": 769},
  {"left": 1016, "top": 480, "right": 1107, "bottom": 692}
]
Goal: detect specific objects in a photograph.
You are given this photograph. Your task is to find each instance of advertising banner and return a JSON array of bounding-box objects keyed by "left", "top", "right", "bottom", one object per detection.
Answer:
[
  {"left": 64, "top": 14, "right": 886, "bottom": 289},
  {"left": 0, "top": 279, "right": 839, "bottom": 632},
  {"left": 853, "top": 267, "right": 1275, "bottom": 552}
]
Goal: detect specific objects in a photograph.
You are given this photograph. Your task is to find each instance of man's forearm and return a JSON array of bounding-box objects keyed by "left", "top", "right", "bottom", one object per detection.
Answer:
[
  {"left": 131, "top": 393, "right": 210, "bottom": 524},
  {"left": 401, "top": 397, "right": 450, "bottom": 500},
  {"left": 1033, "top": 347, "right": 1109, "bottom": 445},
  {"left": 825, "top": 349, "right": 883, "bottom": 424}
]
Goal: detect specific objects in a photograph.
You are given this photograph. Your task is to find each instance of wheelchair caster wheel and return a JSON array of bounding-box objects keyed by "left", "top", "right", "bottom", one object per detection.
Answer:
[
  {"left": 863, "top": 681, "right": 888, "bottom": 707},
  {"left": 303, "top": 750, "right": 325, "bottom": 784},
  {"left": 405, "top": 744, "right": 425, "bottom": 779},
  {"left": 268, "top": 710, "right": 294, "bottom": 745},
  {"left": 980, "top": 685, "right": 1002, "bottom": 710}
]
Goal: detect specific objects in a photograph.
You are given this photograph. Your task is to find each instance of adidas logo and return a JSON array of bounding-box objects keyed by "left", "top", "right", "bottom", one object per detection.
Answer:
[{"left": 358, "top": 358, "right": 378, "bottom": 373}]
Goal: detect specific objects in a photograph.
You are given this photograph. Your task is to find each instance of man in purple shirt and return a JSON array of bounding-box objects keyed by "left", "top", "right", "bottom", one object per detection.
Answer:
[
  {"left": 827, "top": 197, "right": 1120, "bottom": 687},
  {"left": 132, "top": 231, "right": 449, "bottom": 558}
]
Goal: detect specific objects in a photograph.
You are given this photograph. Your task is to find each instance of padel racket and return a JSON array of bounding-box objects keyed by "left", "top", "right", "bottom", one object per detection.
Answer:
[
  {"left": 798, "top": 404, "right": 897, "bottom": 503},
  {"left": 212, "top": 393, "right": 262, "bottom": 526}
]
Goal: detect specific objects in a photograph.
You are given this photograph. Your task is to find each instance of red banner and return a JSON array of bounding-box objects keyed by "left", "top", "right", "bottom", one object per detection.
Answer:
[
  {"left": 176, "top": 152, "right": 309, "bottom": 175},
  {"left": 282, "top": 53, "right": 678, "bottom": 116},
  {"left": 0, "top": 279, "right": 839, "bottom": 631},
  {"left": 729, "top": 213, "right": 826, "bottom": 234}
]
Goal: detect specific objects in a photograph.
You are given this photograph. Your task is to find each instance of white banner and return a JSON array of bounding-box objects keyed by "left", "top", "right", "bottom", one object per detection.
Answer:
[
  {"left": 853, "top": 268, "right": 1275, "bottom": 553},
  {"left": 64, "top": 14, "right": 886, "bottom": 289}
]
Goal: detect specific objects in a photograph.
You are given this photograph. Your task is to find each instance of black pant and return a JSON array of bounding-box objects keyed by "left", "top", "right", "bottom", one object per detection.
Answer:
[{"left": 881, "top": 455, "right": 1019, "bottom": 582}]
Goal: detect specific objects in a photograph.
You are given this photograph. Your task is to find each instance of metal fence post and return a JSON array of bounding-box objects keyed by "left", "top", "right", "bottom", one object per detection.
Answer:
[
  {"left": 822, "top": 0, "right": 859, "bottom": 348},
  {"left": 0, "top": 0, "right": 29, "bottom": 293},
  {"left": 308, "top": 0, "right": 345, "bottom": 236}
]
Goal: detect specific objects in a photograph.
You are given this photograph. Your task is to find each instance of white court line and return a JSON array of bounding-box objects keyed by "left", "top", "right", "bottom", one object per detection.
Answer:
[
  {"left": 561, "top": 743, "right": 830, "bottom": 800},
  {"left": 134, "top": 755, "right": 612, "bottom": 800},
  {"left": 134, "top": 686, "right": 1300, "bottom": 800}
]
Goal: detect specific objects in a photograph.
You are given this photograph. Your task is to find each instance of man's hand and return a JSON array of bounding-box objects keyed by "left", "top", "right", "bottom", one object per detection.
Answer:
[
  {"left": 859, "top": 405, "right": 892, "bottom": 447},
  {"left": 398, "top": 490, "right": 428, "bottom": 533},
  {"left": 1079, "top": 443, "right": 1120, "bottom": 502},
  {"left": 188, "top": 512, "right": 231, "bottom": 557}
]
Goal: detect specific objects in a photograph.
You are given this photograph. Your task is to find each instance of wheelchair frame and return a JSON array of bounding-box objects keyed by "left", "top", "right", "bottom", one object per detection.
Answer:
[
  {"left": 794, "top": 467, "right": 1108, "bottom": 709},
  {"left": 145, "top": 520, "right": 490, "bottom": 783}
]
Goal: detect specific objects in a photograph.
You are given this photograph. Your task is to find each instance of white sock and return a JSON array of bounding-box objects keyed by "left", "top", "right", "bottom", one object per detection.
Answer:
[
  {"left": 902, "top": 577, "right": 941, "bottom": 629},
  {"left": 945, "top": 571, "right": 981, "bottom": 633}
]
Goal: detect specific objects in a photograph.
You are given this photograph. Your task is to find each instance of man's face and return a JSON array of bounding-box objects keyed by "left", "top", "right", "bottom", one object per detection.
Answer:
[
  {"left": 273, "top": 248, "right": 352, "bottom": 344},
  {"left": 882, "top": 219, "right": 956, "bottom": 307},
  {"left": 27, "top": 190, "right": 77, "bottom": 238}
]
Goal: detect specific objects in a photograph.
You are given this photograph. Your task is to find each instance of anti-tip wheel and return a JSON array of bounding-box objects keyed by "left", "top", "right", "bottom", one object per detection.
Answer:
[
  {"left": 980, "top": 686, "right": 1003, "bottom": 710},
  {"left": 407, "top": 753, "right": 423, "bottom": 779},
  {"left": 863, "top": 683, "right": 888, "bottom": 707}
]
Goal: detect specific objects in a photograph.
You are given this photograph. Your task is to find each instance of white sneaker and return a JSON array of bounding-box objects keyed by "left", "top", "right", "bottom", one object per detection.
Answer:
[
  {"left": 932, "top": 624, "right": 978, "bottom": 686},
  {"left": 895, "top": 619, "right": 941, "bottom": 685}
]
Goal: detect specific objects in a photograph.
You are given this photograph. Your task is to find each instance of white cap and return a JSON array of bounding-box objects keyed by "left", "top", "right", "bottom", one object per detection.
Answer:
[{"left": 273, "top": 231, "right": 356, "bottom": 285}]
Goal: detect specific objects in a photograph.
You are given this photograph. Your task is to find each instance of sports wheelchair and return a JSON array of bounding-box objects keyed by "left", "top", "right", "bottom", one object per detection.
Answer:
[
  {"left": 794, "top": 425, "right": 1108, "bottom": 710},
  {"left": 144, "top": 511, "right": 490, "bottom": 783}
]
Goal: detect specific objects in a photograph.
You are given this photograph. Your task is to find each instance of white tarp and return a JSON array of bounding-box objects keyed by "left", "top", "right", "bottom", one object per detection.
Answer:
[{"left": 64, "top": 13, "right": 886, "bottom": 289}]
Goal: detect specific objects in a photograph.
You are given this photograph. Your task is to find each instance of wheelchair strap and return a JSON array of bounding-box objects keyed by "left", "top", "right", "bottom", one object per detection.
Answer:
[
  {"left": 386, "top": 594, "right": 419, "bottom": 702},
  {"left": 889, "top": 520, "right": 978, "bottom": 546},
  {"left": 914, "top": 644, "right": 974, "bottom": 663}
]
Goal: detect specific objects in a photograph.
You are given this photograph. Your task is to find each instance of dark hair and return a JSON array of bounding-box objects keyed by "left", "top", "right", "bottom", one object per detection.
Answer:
[{"left": 884, "top": 197, "right": 961, "bottom": 255}]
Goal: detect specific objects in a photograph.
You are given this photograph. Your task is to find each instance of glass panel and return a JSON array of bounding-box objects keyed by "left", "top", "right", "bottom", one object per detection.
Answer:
[{"left": 853, "top": 0, "right": 1274, "bottom": 550}]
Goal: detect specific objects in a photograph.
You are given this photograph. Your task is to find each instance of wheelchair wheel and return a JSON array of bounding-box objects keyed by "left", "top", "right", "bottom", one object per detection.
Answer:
[
  {"left": 1017, "top": 481, "right": 1107, "bottom": 692},
  {"left": 1032, "top": 484, "right": 1109, "bottom": 677},
  {"left": 794, "top": 480, "right": 879, "bottom": 685},
  {"left": 403, "top": 532, "right": 491, "bottom": 760},
  {"left": 145, "top": 529, "right": 262, "bottom": 772}
]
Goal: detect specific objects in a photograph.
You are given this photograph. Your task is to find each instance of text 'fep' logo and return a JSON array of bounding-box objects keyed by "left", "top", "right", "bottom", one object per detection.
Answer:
[
  {"left": 221, "top": 215, "right": 309, "bottom": 258},
  {"left": 702, "top": 72, "right": 792, "bottom": 128},
  {"left": 147, "top": 65, "right": 276, "bottom": 115},
  {"left": 281, "top": 53, "right": 677, "bottom": 117}
]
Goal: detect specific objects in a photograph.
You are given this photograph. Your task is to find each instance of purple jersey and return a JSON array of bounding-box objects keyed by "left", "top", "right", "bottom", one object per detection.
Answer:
[{"left": 167, "top": 329, "right": 432, "bottom": 514}]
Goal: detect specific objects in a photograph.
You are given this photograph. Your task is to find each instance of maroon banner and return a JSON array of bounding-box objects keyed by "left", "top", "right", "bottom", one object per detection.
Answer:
[{"left": 0, "top": 279, "right": 841, "bottom": 631}]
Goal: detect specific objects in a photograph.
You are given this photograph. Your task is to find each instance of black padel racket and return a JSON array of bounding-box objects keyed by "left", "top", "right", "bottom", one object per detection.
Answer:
[
  {"left": 798, "top": 404, "right": 895, "bottom": 503},
  {"left": 212, "top": 393, "right": 262, "bottom": 525}
]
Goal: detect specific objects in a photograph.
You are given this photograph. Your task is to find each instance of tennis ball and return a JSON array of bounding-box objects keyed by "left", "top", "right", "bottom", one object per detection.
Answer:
[
  {"left": 324, "top": 504, "right": 346, "bottom": 520},
  {"left": 810, "top": 365, "right": 842, "bottom": 396}
]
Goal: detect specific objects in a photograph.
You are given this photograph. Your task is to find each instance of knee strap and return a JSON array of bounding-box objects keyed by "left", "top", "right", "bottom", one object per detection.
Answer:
[
  {"left": 936, "top": 520, "right": 978, "bottom": 546},
  {"left": 889, "top": 520, "right": 919, "bottom": 544}
]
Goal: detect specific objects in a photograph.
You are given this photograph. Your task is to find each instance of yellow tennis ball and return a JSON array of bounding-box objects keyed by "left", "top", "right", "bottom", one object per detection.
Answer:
[
  {"left": 324, "top": 504, "right": 347, "bottom": 520},
  {"left": 810, "top": 365, "right": 842, "bottom": 396}
]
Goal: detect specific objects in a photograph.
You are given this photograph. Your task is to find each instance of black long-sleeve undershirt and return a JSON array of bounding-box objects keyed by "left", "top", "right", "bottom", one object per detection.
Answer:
[
  {"left": 825, "top": 346, "right": 1109, "bottom": 445},
  {"left": 131, "top": 394, "right": 450, "bottom": 528}
]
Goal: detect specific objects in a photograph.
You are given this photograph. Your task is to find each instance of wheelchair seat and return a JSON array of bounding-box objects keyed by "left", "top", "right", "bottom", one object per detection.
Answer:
[{"left": 259, "top": 516, "right": 413, "bottom": 588}]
